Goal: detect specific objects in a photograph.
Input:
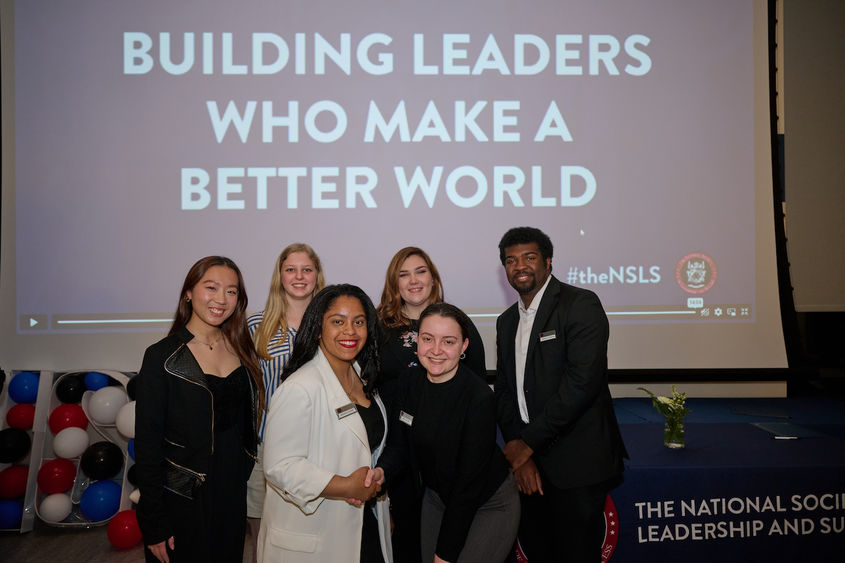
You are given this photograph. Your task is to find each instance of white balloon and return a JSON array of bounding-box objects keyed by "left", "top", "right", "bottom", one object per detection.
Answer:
[
  {"left": 88, "top": 386, "right": 128, "bottom": 425},
  {"left": 53, "top": 426, "right": 90, "bottom": 459},
  {"left": 115, "top": 401, "right": 136, "bottom": 438},
  {"left": 39, "top": 493, "right": 73, "bottom": 523},
  {"left": 129, "top": 487, "right": 141, "bottom": 504}
]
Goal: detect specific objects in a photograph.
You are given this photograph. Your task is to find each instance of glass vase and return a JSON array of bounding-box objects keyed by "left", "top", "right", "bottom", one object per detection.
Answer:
[{"left": 664, "top": 420, "right": 685, "bottom": 449}]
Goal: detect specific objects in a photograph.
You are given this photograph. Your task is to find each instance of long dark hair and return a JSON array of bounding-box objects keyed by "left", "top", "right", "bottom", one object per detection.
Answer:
[
  {"left": 171, "top": 256, "right": 265, "bottom": 410},
  {"left": 282, "top": 284, "right": 380, "bottom": 397}
]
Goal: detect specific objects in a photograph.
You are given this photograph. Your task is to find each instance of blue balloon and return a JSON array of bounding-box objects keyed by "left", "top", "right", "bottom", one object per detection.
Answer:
[
  {"left": 0, "top": 499, "right": 24, "bottom": 529},
  {"left": 127, "top": 438, "right": 135, "bottom": 461},
  {"left": 84, "top": 372, "right": 110, "bottom": 391},
  {"left": 80, "top": 480, "right": 121, "bottom": 522},
  {"left": 8, "top": 371, "right": 39, "bottom": 404}
]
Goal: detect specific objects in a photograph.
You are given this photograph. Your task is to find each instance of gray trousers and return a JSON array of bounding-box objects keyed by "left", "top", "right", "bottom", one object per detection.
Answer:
[{"left": 420, "top": 474, "right": 520, "bottom": 563}]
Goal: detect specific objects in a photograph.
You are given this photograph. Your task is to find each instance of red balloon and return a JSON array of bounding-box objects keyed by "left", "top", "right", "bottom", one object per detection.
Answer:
[
  {"left": 0, "top": 465, "right": 29, "bottom": 499},
  {"left": 107, "top": 509, "right": 142, "bottom": 549},
  {"left": 6, "top": 404, "right": 36, "bottom": 430},
  {"left": 37, "top": 458, "right": 77, "bottom": 494},
  {"left": 48, "top": 404, "right": 88, "bottom": 434}
]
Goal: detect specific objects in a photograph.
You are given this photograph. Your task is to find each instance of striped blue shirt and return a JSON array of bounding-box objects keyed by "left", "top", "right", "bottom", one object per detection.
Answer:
[{"left": 248, "top": 310, "right": 296, "bottom": 440}]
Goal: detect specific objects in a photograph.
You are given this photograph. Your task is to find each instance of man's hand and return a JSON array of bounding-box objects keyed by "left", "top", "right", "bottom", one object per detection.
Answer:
[
  {"left": 513, "top": 458, "right": 544, "bottom": 495},
  {"left": 503, "top": 439, "right": 534, "bottom": 470}
]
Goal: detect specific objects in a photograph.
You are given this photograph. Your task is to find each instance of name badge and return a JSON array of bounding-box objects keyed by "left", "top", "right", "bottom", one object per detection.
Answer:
[
  {"left": 336, "top": 403, "right": 357, "bottom": 420},
  {"left": 539, "top": 330, "right": 556, "bottom": 342},
  {"left": 399, "top": 411, "right": 414, "bottom": 426}
]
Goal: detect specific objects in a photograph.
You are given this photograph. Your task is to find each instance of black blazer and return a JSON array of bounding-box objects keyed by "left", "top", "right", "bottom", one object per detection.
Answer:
[
  {"left": 495, "top": 276, "right": 626, "bottom": 490},
  {"left": 134, "top": 326, "right": 258, "bottom": 544}
]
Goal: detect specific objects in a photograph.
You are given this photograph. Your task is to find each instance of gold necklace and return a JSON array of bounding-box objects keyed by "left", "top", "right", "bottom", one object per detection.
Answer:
[
  {"left": 339, "top": 367, "right": 359, "bottom": 400},
  {"left": 194, "top": 332, "right": 223, "bottom": 350}
]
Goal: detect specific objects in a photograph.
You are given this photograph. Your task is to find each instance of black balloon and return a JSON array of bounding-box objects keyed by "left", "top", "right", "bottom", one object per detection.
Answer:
[
  {"left": 125, "top": 376, "right": 137, "bottom": 401},
  {"left": 0, "top": 428, "right": 31, "bottom": 463},
  {"left": 55, "top": 375, "right": 85, "bottom": 404},
  {"left": 126, "top": 464, "right": 137, "bottom": 486},
  {"left": 80, "top": 441, "right": 124, "bottom": 480}
]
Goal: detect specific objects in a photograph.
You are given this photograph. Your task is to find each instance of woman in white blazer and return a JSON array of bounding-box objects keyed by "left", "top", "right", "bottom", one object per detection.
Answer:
[{"left": 258, "top": 284, "right": 393, "bottom": 563}]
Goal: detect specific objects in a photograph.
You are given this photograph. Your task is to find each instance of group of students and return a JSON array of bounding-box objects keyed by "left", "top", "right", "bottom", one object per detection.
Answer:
[{"left": 134, "top": 227, "right": 627, "bottom": 563}]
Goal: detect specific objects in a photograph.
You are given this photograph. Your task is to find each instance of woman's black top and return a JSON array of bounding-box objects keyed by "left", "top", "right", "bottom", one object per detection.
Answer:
[
  {"left": 357, "top": 400, "right": 386, "bottom": 563},
  {"left": 377, "top": 365, "right": 509, "bottom": 562}
]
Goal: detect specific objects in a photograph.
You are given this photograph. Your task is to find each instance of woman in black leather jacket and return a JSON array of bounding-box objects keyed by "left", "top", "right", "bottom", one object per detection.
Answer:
[{"left": 135, "top": 256, "right": 263, "bottom": 563}]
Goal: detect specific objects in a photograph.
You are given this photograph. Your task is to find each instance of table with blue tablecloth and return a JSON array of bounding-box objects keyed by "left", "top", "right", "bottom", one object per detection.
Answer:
[{"left": 606, "top": 397, "right": 845, "bottom": 562}]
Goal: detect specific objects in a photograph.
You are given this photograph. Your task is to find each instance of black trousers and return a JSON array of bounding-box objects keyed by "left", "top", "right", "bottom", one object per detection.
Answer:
[
  {"left": 518, "top": 474, "right": 617, "bottom": 563},
  {"left": 389, "top": 471, "right": 423, "bottom": 563}
]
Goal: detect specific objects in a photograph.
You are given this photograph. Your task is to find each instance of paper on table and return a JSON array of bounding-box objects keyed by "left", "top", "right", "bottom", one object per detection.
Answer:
[{"left": 751, "top": 422, "right": 825, "bottom": 439}]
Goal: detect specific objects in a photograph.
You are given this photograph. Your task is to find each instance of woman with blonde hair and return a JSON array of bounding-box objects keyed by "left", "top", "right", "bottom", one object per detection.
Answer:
[
  {"left": 376, "top": 247, "right": 486, "bottom": 563},
  {"left": 246, "top": 243, "right": 325, "bottom": 556}
]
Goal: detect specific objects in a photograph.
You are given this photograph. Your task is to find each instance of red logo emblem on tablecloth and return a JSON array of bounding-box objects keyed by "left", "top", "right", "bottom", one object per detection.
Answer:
[
  {"left": 602, "top": 494, "right": 620, "bottom": 562},
  {"left": 514, "top": 494, "right": 620, "bottom": 562}
]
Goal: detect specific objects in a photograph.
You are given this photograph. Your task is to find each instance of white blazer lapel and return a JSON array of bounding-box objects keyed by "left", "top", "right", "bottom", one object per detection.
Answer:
[
  {"left": 315, "top": 350, "right": 371, "bottom": 454},
  {"left": 371, "top": 391, "right": 388, "bottom": 462}
]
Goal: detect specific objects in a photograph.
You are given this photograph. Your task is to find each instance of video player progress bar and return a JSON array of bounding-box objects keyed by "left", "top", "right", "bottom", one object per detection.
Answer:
[
  {"left": 55, "top": 318, "right": 172, "bottom": 325},
  {"left": 606, "top": 310, "right": 697, "bottom": 316},
  {"left": 52, "top": 309, "right": 698, "bottom": 326},
  {"left": 469, "top": 310, "right": 698, "bottom": 319}
]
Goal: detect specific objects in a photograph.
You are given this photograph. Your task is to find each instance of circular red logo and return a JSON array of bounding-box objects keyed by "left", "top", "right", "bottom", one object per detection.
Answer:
[
  {"left": 602, "top": 494, "right": 620, "bottom": 562},
  {"left": 514, "top": 494, "right": 620, "bottom": 562},
  {"left": 675, "top": 252, "right": 717, "bottom": 294}
]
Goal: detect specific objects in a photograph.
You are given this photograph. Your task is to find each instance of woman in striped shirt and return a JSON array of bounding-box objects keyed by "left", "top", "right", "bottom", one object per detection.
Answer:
[{"left": 246, "top": 243, "right": 325, "bottom": 559}]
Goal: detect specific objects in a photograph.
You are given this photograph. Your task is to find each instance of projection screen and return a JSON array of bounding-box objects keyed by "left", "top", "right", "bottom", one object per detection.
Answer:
[{"left": 0, "top": 0, "right": 787, "bottom": 371}]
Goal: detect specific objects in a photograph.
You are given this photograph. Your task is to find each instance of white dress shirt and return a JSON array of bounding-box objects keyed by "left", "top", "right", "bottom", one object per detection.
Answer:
[{"left": 514, "top": 275, "right": 552, "bottom": 423}]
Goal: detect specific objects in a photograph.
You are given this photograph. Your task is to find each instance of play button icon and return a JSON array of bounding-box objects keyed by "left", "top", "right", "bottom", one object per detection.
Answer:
[{"left": 20, "top": 315, "right": 48, "bottom": 330}]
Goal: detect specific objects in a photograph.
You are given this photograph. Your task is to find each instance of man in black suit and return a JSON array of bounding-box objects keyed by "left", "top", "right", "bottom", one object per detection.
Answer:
[{"left": 495, "top": 226, "right": 627, "bottom": 562}]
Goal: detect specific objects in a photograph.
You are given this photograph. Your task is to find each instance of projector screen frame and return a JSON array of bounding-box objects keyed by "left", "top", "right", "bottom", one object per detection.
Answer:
[{"left": 1, "top": 0, "right": 790, "bottom": 378}]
